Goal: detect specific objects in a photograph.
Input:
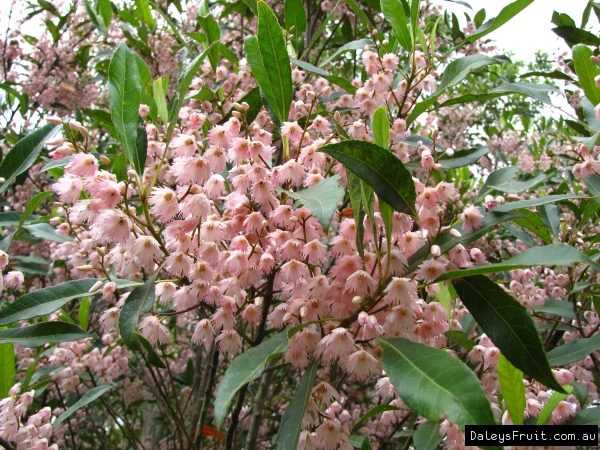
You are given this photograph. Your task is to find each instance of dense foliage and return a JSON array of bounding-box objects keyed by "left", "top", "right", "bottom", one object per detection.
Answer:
[{"left": 1, "top": 0, "right": 600, "bottom": 448}]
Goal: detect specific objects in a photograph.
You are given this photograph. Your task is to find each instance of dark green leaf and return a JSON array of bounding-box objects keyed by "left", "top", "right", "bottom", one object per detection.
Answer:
[
  {"left": 112, "top": 153, "right": 128, "bottom": 182},
  {"left": 277, "top": 360, "right": 319, "bottom": 450},
  {"left": 285, "top": 0, "right": 307, "bottom": 35},
  {"left": 135, "top": 116, "right": 147, "bottom": 176},
  {"left": 546, "top": 333, "right": 600, "bottom": 367},
  {"left": 501, "top": 222, "right": 538, "bottom": 247},
  {"left": 494, "top": 194, "right": 582, "bottom": 212},
  {"left": 570, "top": 381, "right": 589, "bottom": 407},
  {"left": 554, "top": 26, "right": 600, "bottom": 47},
  {"left": 520, "top": 70, "right": 574, "bottom": 81},
  {"left": 444, "top": 330, "right": 476, "bottom": 350},
  {"left": 380, "top": 338, "right": 495, "bottom": 430},
  {"left": 564, "top": 407, "right": 600, "bottom": 425},
  {"left": 119, "top": 274, "right": 157, "bottom": 351},
  {"left": 199, "top": 14, "right": 221, "bottom": 71},
  {"left": 380, "top": 0, "right": 412, "bottom": 51},
  {"left": 438, "top": 145, "right": 488, "bottom": 169},
  {"left": 534, "top": 299, "right": 577, "bottom": 321},
  {"left": 53, "top": 385, "right": 114, "bottom": 428},
  {"left": 488, "top": 172, "right": 549, "bottom": 194},
  {"left": 0, "top": 124, "right": 61, "bottom": 194},
  {"left": 539, "top": 203, "right": 560, "bottom": 238},
  {"left": 219, "top": 87, "right": 263, "bottom": 125},
  {"left": 344, "top": 0, "right": 372, "bottom": 28},
  {"left": 573, "top": 44, "right": 600, "bottom": 106},
  {"left": 360, "top": 435, "right": 373, "bottom": 450},
  {"left": 320, "top": 39, "right": 375, "bottom": 68},
  {"left": 413, "top": 421, "right": 442, "bottom": 450},
  {"left": 352, "top": 405, "right": 399, "bottom": 432},
  {"left": 453, "top": 275, "right": 564, "bottom": 392},
  {"left": 215, "top": 331, "right": 289, "bottom": 429},
  {"left": 498, "top": 353, "right": 525, "bottom": 425},
  {"left": 138, "top": 333, "right": 166, "bottom": 368},
  {"left": 512, "top": 209, "right": 554, "bottom": 245},
  {"left": 347, "top": 172, "right": 366, "bottom": 258},
  {"left": 0, "top": 322, "right": 91, "bottom": 347},
  {"left": 489, "top": 82, "right": 560, "bottom": 105},
  {"left": 319, "top": 140, "right": 417, "bottom": 216}
]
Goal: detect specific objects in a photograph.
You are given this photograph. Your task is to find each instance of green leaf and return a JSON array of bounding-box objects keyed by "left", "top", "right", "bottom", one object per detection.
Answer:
[
  {"left": 546, "top": 333, "right": 600, "bottom": 367},
  {"left": 347, "top": 172, "right": 366, "bottom": 258},
  {"left": 277, "top": 360, "right": 318, "bottom": 450},
  {"left": 135, "top": 116, "right": 147, "bottom": 177},
  {"left": 257, "top": 0, "right": 293, "bottom": 123},
  {"left": 488, "top": 172, "right": 549, "bottom": 194},
  {"left": 539, "top": 203, "right": 560, "bottom": 238},
  {"left": 0, "top": 322, "right": 91, "bottom": 347},
  {"left": 0, "top": 329, "right": 14, "bottom": 398},
  {"left": 372, "top": 106, "right": 390, "bottom": 150},
  {"left": 453, "top": 275, "right": 564, "bottom": 392},
  {"left": 153, "top": 77, "right": 169, "bottom": 126},
  {"left": 0, "top": 124, "right": 61, "bottom": 194},
  {"left": 0, "top": 279, "right": 107, "bottom": 326},
  {"left": 512, "top": 209, "right": 554, "bottom": 245},
  {"left": 344, "top": 0, "right": 372, "bottom": 29},
  {"left": 477, "top": 166, "right": 521, "bottom": 201},
  {"left": 352, "top": 405, "right": 399, "bottom": 432},
  {"left": 380, "top": 0, "right": 412, "bottom": 51},
  {"left": 520, "top": 70, "right": 574, "bottom": 82},
  {"left": 410, "top": 0, "right": 420, "bottom": 37},
  {"left": 380, "top": 338, "right": 495, "bottom": 430},
  {"left": 534, "top": 299, "right": 577, "bottom": 321},
  {"left": 135, "top": 0, "right": 155, "bottom": 31},
  {"left": 489, "top": 82, "right": 560, "bottom": 105},
  {"left": 501, "top": 222, "right": 537, "bottom": 247},
  {"left": 53, "top": 385, "right": 114, "bottom": 428},
  {"left": 320, "top": 39, "right": 375, "bottom": 68},
  {"left": 219, "top": 87, "right": 263, "bottom": 125},
  {"left": 119, "top": 274, "right": 157, "bottom": 351},
  {"left": 413, "top": 421, "right": 442, "bottom": 450},
  {"left": 436, "top": 243, "right": 595, "bottom": 282},
  {"left": 0, "top": 190, "right": 53, "bottom": 252},
  {"left": 457, "top": 0, "right": 534, "bottom": 48},
  {"left": 360, "top": 435, "right": 373, "bottom": 450},
  {"left": 319, "top": 140, "right": 417, "bottom": 217},
  {"left": 281, "top": 176, "right": 345, "bottom": 231},
  {"left": 78, "top": 296, "right": 90, "bottom": 331},
  {"left": 554, "top": 26, "right": 600, "bottom": 47},
  {"left": 498, "top": 353, "right": 525, "bottom": 425},
  {"left": 108, "top": 44, "right": 143, "bottom": 174},
  {"left": 215, "top": 331, "right": 289, "bottom": 429},
  {"left": 565, "top": 407, "right": 600, "bottom": 425},
  {"left": 112, "top": 153, "right": 128, "bottom": 182},
  {"left": 23, "top": 223, "right": 74, "bottom": 243},
  {"left": 199, "top": 14, "right": 221, "bottom": 71},
  {"left": 537, "top": 385, "right": 572, "bottom": 425},
  {"left": 284, "top": 0, "right": 307, "bottom": 35},
  {"left": 494, "top": 194, "right": 582, "bottom": 212},
  {"left": 380, "top": 200, "right": 393, "bottom": 250},
  {"left": 437, "top": 145, "right": 488, "bottom": 169},
  {"left": 137, "top": 333, "right": 166, "bottom": 368},
  {"left": 573, "top": 44, "right": 600, "bottom": 106},
  {"left": 444, "top": 330, "right": 476, "bottom": 350},
  {"left": 166, "top": 42, "right": 217, "bottom": 143},
  {"left": 570, "top": 381, "right": 589, "bottom": 407},
  {"left": 289, "top": 59, "right": 357, "bottom": 94}
]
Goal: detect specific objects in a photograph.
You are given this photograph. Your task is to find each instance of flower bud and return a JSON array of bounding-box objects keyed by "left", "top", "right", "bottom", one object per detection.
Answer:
[
  {"left": 352, "top": 296, "right": 363, "bottom": 304},
  {"left": 430, "top": 245, "right": 441, "bottom": 256},
  {"left": 100, "top": 155, "right": 111, "bottom": 165},
  {"left": 76, "top": 265, "right": 95, "bottom": 271},
  {"left": 433, "top": 163, "right": 442, "bottom": 170},
  {"left": 444, "top": 148, "right": 454, "bottom": 156},
  {"left": 46, "top": 116, "right": 63, "bottom": 125},
  {"left": 283, "top": 312, "right": 294, "bottom": 322},
  {"left": 506, "top": 194, "right": 520, "bottom": 202},
  {"left": 96, "top": 247, "right": 106, "bottom": 257},
  {"left": 69, "top": 120, "right": 89, "bottom": 139},
  {"left": 449, "top": 228, "right": 462, "bottom": 238},
  {"left": 46, "top": 137, "right": 64, "bottom": 146},
  {"left": 88, "top": 280, "right": 104, "bottom": 293},
  {"left": 127, "top": 169, "right": 137, "bottom": 178}
]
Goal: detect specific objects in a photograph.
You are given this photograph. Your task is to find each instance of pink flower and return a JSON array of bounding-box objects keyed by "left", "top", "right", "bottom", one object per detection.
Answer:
[
  {"left": 461, "top": 205, "right": 484, "bottom": 233},
  {"left": 91, "top": 210, "right": 132, "bottom": 245},
  {"left": 65, "top": 153, "right": 98, "bottom": 178},
  {"left": 53, "top": 174, "right": 84, "bottom": 203},
  {"left": 4, "top": 270, "right": 24, "bottom": 289},
  {"left": 192, "top": 319, "right": 214, "bottom": 345},
  {"left": 149, "top": 187, "right": 179, "bottom": 222},
  {"left": 216, "top": 329, "right": 243, "bottom": 354},
  {"left": 345, "top": 270, "right": 377, "bottom": 296},
  {"left": 317, "top": 328, "right": 355, "bottom": 364},
  {"left": 315, "top": 418, "right": 342, "bottom": 450},
  {"left": 208, "top": 125, "right": 231, "bottom": 148},
  {"left": 346, "top": 350, "right": 378, "bottom": 379},
  {"left": 280, "top": 260, "right": 311, "bottom": 284},
  {"left": 138, "top": 316, "right": 170, "bottom": 346},
  {"left": 415, "top": 258, "right": 447, "bottom": 283},
  {"left": 171, "top": 133, "right": 196, "bottom": 157}
]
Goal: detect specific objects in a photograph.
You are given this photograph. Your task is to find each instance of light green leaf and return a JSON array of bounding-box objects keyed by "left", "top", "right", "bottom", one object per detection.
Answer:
[
  {"left": 108, "top": 44, "right": 143, "bottom": 175},
  {"left": 78, "top": 296, "right": 90, "bottom": 331},
  {"left": 135, "top": 0, "right": 155, "bottom": 31},
  {"left": 539, "top": 203, "right": 560, "bottom": 238},
  {"left": 320, "top": 39, "right": 375, "bottom": 68},
  {"left": 344, "top": 0, "right": 372, "bottom": 29},
  {"left": 215, "top": 331, "right": 289, "bottom": 429},
  {"left": 0, "top": 327, "right": 14, "bottom": 398},
  {"left": 53, "top": 385, "right": 114, "bottom": 428},
  {"left": 0, "top": 190, "right": 53, "bottom": 252},
  {"left": 380, "top": 338, "right": 495, "bottom": 431},
  {"left": 119, "top": 274, "right": 157, "bottom": 351},
  {"left": 444, "top": 330, "right": 476, "bottom": 351},
  {"left": 0, "top": 124, "right": 61, "bottom": 194},
  {"left": 413, "top": 421, "right": 442, "bottom": 450},
  {"left": 573, "top": 44, "right": 600, "bottom": 106},
  {"left": 0, "top": 322, "right": 91, "bottom": 348},
  {"left": 380, "top": 0, "right": 411, "bottom": 51},
  {"left": 347, "top": 172, "right": 366, "bottom": 258},
  {"left": 282, "top": 176, "right": 345, "bottom": 231},
  {"left": 153, "top": 77, "right": 169, "bottom": 126},
  {"left": 453, "top": 275, "right": 564, "bottom": 393},
  {"left": 319, "top": 140, "right": 417, "bottom": 217},
  {"left": 199, "top": 14, "right": 221, "bottom": 71},
  {"left": 498, "top": 353, "right": 525, "bottom": 425},
  {"left": 537, "top": 385, "right": 572, "bottom": 425},
  {"left": 372, "top": 106, "right": 390, "bottom": 150},
  {"left": 352, "top": 405, "right": 399, "bottom": 432},
  {"left": 565, "top": 407, "right": 600, "bottom": 425},
  {"left": 23, "top": 223, "right": 74, "bottom": 243},
  {"left": 284, "top": 0, "right": 307, "bottom": 35},
  {"left": 277, "top": 360, "right": 319, "bottom": 450},
  {"left": 546, "top": 333, "right": 600, "bottom": 367}
]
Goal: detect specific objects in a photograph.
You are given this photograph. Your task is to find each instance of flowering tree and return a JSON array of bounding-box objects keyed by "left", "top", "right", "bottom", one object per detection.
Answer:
[{"left": 0, "top": 0, "right": 600, "bottom": 448}]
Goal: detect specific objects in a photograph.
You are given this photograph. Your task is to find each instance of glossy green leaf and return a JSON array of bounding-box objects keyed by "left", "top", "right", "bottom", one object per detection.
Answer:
[
  {"left": 380, "top": 200, "right": 393, "bottom": 252},
  {"left": 437, "top": 145, "right": 488, "bottom": 169},
  {"left": 23, "top": 223, "right": 74, "bottom": 243},
  {"left": 352, "top": 405, "right": 399, "bottom": 432},
  {"left": 112, "top": 153, "right": 128, "bottom": 182},
  {"left": 0, "top": 124, "right": 61, "bottom": 194},
  {"left": 444, "top": 330, "right": 476, "bottom": 350},
  {"left": 565, "top": 407, "right": 600, "bottom": 425},
  {"left": 319, "top": 140, "right": 417, "bottom": 216},
  {"left": 53, "top": 385, "right": 114, "bottom": 428},
  {"left": 489, "top": 82, "right": 560, "bottom": 105},
  {"left": 0, "top": 279, "right": 108, "bottom": 326},
  {"left": 512, "top": 209, "right": 553, "bottom": 245},
  {"left": 289, "top": 59, "right": 357, "bottom": 94},
  {"left": 488, "top": 172, "right": 549, "bottom": 194},
  {"left": 534, "top": 299, "right": 577, "bottom": 321},
  {"left": 537, "top": 385, "right": 572, "bottom": 425},
  {"left": 344, "top": 0, "right": 372, "bottom": 28},
  {"left": 410, "top": 0, "right": 419, "bottom": 37},
  {"left": 436, "top": 244, "right": 595, "bottom": 281},
  {"left": 372, "top": 106, "right": 390, "bottom": 150},
  {"left": 0, "top": 322, "right": 91, "bottom": 347},
  {"left": 0, "top": 190, "right": 53, "bottom": 252},
  {"left": 215, "top": 331, "right": 289, "bottom": 429},
  {"left": 199, "top": 14, "right": 221, "bottom": 71},
  {"left": 380, "top": 338, "right": 495, "bottom": 430},
  {"left": 0, "top": 328, "right": 14, "bottom": 398},
  {"left": 135, "top": 0, "right": 155, "bottom": 30},
  {"left": 347, "top": 172, "right": 366, "bottom": 258},
  {"left": 119, "top": 274, "right": 157, "bottom": 351},
  {"left": 78, "top": 296, "right": 90, "bottom": 331},
  {"left": 520, "top": 70, "right": 574, "bottom": 81},
  {"left": 290, "top": 58, "right": 328, "bottom": 76},
  {"left": 570, "top": 381, "right": 589, "bottom": 407},
  {"left": 153, "top": 77, "right": 169, "bottom": 126},
  {"left": 546, "top": 333, "right": 600, "bottom": 367},
  {"left": 501, "top": 222, "right": 538, "bottom": 247},
  {"left": 498, "top": 353, "right": 525, "bottom": 425},
  {"left": 554, "top": 26, "right": 600, "bottom": 47},
  {"left": 108, "top": 44, "right": 143, "bottom": 174},
  {"left": 277, "top": 360, "right": 318, "bottom": 450},
  {"left": 281, "top": 175, "right": 344, "bottom": 231},
  {"left": 284, "top": 0, "right": 306, "bottom": 35},
  {"left": 477, "top": 166, "right": 521, "bottom": 200},
  {"left": 219, "top": 87, "right": 263, "bottom": 125},
  {"left": 539, "top": 203, "right": 560, "bottom": 238},
  {"left": 137, "top": 333, "right": 166, "bottom": 368},
  {"left": 245, "top": 36, "right": 279, "bottom": 124},
  {"left": 360, "top": 435, "right": 373, "bottom": 450},
  {"left": 320, "top": 39, "right": 375, "bottom": 68},
  {"left": 494, "top": 194, "right": 582, "bottom": 212},
  {"left": 573, "top": 44, "right": 600, "bottom": 106},
  {"left": 380, "top": 0, "right": 411, "bottom": 51},
  {"left": 453, "top": 275, "right": 563, "bottom": 392},
  {"left": 256, "top": 0, "right": 293, "bottom": 123},
  {"left": 413, "top": 421, "right": 442, "bottom": 450}
]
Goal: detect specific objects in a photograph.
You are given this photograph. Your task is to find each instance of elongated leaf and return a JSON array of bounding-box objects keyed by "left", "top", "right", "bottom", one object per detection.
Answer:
[
  {"left": 494, "top": 194, "right": 581, "bottom": 212},
  {"left": 502, "top": 222, "right": 538, "bottom": 247},
  {"left": 444, "top": 330, "right": 476, "bottom": 350},
  {"left": 477, "top": 166, "right": 521, "bottom": 201},
  {"left": 79, "top": 296, "right": 90, "bottom": 331},
  {"left": 380, "top": 338, "right": 495, "bottom": 430},
  {"left": 436, "top": 243, "right": 596, "bottom": 281},
  {"left": 119, "top": 274, "right": 157, "bottom": 351},
  {"left": 245, "top": 36, "right": 279, "bottom": 124},
  {"left": 0, "top": 323, "right": 91, "bottom": 347},
  {"left": 135, "top": 0, "right": 155, "bottom": 30},
  {"left": 537, "top": 385, "right": 572, "bottom": 425},
  {"left": 277, "top": 360, "right": 319, "bottom": 450},
  {"left": 512, "top": 209, "right": 553, "bottom": 245},
  {"left": 219, "top": 87, "right": 263, "bottom": 125},
  {"left": 546, "top": 333, "right": 600, "bottom": 367},
  {"left": 320, "top": 39, "right": 375, "bottom": 68},
  {"left": 344, "top": 0, "right": 372, "bottom": 28},
  {"left": 554, "top": 26, "right": 600, "bottom": 47},
  {"left": 438, "top": 145, "right": 488, "bottom": 169},
  {"left": 215, "top": 331, "right": 289, "bottom": 429},
  {"left": 380, "top": 0, "right": 411, "bottom": 51},
  {"left": 360, "top": 435, "right": 373, "bottom": 450},
  {"left": 0, "top": 124, "right": 61, "bottom": 194},
  {"left": 352, "top": 405, "right": 399, "bottom": 432},
  {"left": 498, "top": 354, "right": 525, "bottom": 425},
  {"left": 137, "top": 333, "right": 166, "bottom": 368},
  {"left": 0, "top": 190, "right": 53, "bottom": 252},
  {"left": 488, "top": 172, "right": 549, "bottom": 194},
  {"left": 457, "top": 0, "right": 534, "bottom": 47},
  {"left": 539, "top": 203, "right": 560, "bottom": 238},
  {"left": 281, "top": 176, "right": 344, "bottom": 230},
  {"left": 0, "top": 279, "right": 107, "bottom": 327},
  {"left": 565, "top": 407, "right": 600, "bottom": 425},
  {"left": 199, "top": 14, "right": 221, "bottom": 71},
  {"left": 520, "top": 70, "right": 574, "bottom": 81},
  {"left": 285, "top": 0, "right": 307, "bottom": 35},
  {"left": 489, "top": 82, "right": 560, "bottom": 105},
  {"left": 23, "top": 223, "right": 74, "bottom": 243},
  {"left": 319, "top": 140, "right": 417, "bottom": 216},
  {"left": 372, "top": 106, "right": 390, "bottom": 149},
  {"left": 453, "top": 275, "right": 563, "bottom": 392},
  {"left": 53, "top": 385, "right": 114, "bottom": 428},
  {"left": 535, "top": 299, "right": 577, "bottom": 321},
  {"left": 108, "top": 44, "right": 143, "bottom": 174},
  {"left": 257, "top": 0, "right": 293, "bottom": 123},
  {"left": 347, "top": 172, "right": 366, "bottom": 258},
  {"left": 573, "top": 44, "right": 600, "bottom": 106},
  {"left": 570, "top": 381, "right": 589, "bottom": 407},
  {"left": 153, "top": 77, "right": 169, "bottom": 126},
  {"left": 413, "top": 421, "right": 442, "bottom": 450},
  {"left": 0, "top": 328, "right": 14, "bottom": 398},
  {"left": 290, "top": 58, "right": 328, "bottom": 76},
  {"left": 166, "top": 42, "right": 217, "bottom": 143}
]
